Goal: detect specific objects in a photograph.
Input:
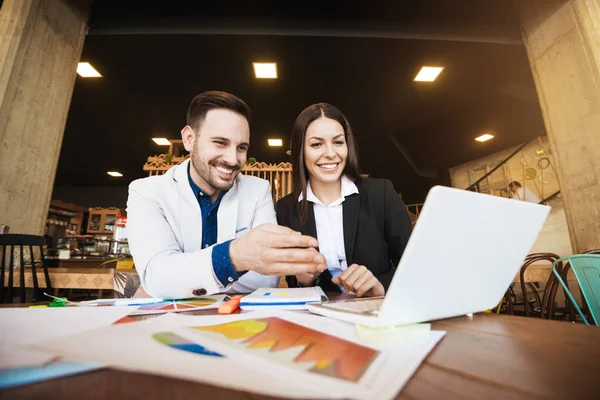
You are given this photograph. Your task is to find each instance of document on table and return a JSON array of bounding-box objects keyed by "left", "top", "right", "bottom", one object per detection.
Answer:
[
  {"left": 35, "top": 310, "right": 445, "bottom": 400},
  {"left": 0, "top": 307, "right": 138, "bottom": 369}
]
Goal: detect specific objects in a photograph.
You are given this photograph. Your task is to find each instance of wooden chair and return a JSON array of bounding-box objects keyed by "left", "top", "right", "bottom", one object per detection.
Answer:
[
  {"left": 503, "top": 282, "right": 533, "bottom": 316},
  {"left": 520, "top": 253, "right": 561, "bottom": 317},
  {"left": 502, "top": 253, "right": 559, "bottom": 317},
  {"left": 541, "top": 256, "right": 576, "bottom": 321},
  {"left": 0, "top": 234, "right": 52, "bottom": 303}
]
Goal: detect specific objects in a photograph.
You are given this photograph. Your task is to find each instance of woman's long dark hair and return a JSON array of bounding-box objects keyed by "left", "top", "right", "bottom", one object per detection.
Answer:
[{"left": 290, "top": 103, "right": 361, "bottom": 222}]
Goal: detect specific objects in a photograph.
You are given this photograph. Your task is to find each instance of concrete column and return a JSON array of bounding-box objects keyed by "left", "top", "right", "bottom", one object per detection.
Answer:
[
  {"left": 0, "top": 0, "right": 90, "bottom": 234},
  {"left": 515, "top": 0, "right": 600, "bottom": 253}
]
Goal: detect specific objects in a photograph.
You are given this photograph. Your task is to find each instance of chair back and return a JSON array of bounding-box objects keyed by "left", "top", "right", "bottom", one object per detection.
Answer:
[
  {"left": 552, "top": 254, "right": 600, "bottom": 326},
  {"left": 558, "top": 249, "right": 600, "bottom": 322},
  {"left": 0, "top": 234, "right": 52, "bottom": 303},
  {"left": 519, "top": 253, "right": 561, "bottom": 317}
]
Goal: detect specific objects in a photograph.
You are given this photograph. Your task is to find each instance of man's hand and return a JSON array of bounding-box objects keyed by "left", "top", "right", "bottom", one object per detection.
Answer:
[
  {"left": 229, "top": 223, "right": 327, "bottom": 276},
  {"left": 295, "top": 272, "right": 319, "bottom": 287},
  {"left": 331, "top": 264, "right": 385, "bottom": 297}
]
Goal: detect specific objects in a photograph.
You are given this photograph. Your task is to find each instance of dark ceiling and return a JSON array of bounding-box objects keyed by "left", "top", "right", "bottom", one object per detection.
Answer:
[{"left": 55, "top": 0, "right": 547, "bottom": 204}]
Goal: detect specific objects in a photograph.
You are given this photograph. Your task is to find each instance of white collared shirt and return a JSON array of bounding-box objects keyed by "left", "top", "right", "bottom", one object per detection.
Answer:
[
  {"left": 298, "top": 175, "right": 359, "bottom": 281},
  {"left": 513, "top": 187, "right": 541, "bottom": 204}
]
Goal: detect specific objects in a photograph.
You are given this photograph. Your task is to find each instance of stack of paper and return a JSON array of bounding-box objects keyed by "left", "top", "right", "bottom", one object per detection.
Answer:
[
  {"left": 44, "top": 294, "right": 226, "bottom": 316},
  {"left": 33, "top": 310, "right": 446, "bottom": 399},
  {"left": 239, "top": 287, "right": 327, "bottom": 310},
  {"left": 0, "top": 307, "right": 136, "bottom": 388},
  {"left": 128, "top": 295, "right": 226, "bottom": 316}
]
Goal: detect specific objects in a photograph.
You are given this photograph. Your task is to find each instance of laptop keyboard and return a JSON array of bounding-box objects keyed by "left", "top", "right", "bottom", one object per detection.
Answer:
[{"left": 321, "top": 298, "right": 384, "bottom": 315}]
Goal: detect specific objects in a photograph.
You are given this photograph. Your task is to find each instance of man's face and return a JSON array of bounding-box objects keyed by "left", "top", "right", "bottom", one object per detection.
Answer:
[{"left": 184, "top": 109, "right": 250, "bottom": 195}]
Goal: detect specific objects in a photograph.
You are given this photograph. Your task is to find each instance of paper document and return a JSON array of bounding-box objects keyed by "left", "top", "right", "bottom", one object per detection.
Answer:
[
  {"left": 128, "top": 295, "right": 227, "bottom": 316},
  {"left": 33, "top": 312, "right": 336, "bottom": 398},
  {"left": 0, "top": 307, "right": 137, "bottom": 370},
  {"left": 0, "top": 360, "right": 98, "bottom": 389},
  {"left": 44, "top": 292, "right": 163, "bottom": 307},
  {"left": 42, "top": 293, "right": 225, "bottom": 316},
  {"left": 79, "top": 297, "right": 164, "bottom": 307},
  {"left": 35, "top": 310, "right": 445, "bottom": 399},
  {"left": 355, "top": 323, "right": 432, "bottom": 344}
]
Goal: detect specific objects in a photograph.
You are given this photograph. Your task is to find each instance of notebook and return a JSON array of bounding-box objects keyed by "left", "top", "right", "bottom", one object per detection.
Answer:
[{"left": 239, "top": 287, "right": 328, "bottom": 310}]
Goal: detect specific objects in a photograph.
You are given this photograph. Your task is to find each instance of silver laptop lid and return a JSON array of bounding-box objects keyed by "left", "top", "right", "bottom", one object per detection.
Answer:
[{"left": 379, "top": 186, "right": 550, "bottom": 326}]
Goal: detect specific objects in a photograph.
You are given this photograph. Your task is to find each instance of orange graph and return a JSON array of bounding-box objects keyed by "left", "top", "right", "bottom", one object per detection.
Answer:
[{"left": 192, "top": 317, "right": 378, "bottom": 382}]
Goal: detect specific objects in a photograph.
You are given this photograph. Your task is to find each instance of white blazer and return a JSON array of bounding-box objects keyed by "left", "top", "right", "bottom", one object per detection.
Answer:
[{"left": 127, "top": 159, "right": 280, "bottom": 299}]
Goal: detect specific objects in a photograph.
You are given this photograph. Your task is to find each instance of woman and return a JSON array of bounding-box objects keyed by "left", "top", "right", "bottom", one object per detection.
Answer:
[{"left": 276, "top": 103, "right": 412, "bottom": 297}]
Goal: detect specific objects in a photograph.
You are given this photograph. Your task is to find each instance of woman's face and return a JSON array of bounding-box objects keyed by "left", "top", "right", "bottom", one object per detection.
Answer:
[{"left": 303, "top": 117, "right": 348, "bottom": 185}]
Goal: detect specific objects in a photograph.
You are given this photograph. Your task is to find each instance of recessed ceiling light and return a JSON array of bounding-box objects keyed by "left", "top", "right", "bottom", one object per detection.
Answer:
[
  {"left": 152, "top": 138, "right": 171, "bottom": 145},
  {"left": 107, "top": 171, "right": 123, "bottom": 177},
  {"left": 268, "top": 139, "right": 283, "bottom": 147},
  {"left": 475, "top": 133, "right": 494, "bottom": 142},
  {"left": 77, "top": 62, "right": 102, "bottom": 78},
  {"left": 253, "top": 63, "right": 278, "bottom": 79},
  {"left": 414, "top": 66, "right": 444, "bottom": 82}
]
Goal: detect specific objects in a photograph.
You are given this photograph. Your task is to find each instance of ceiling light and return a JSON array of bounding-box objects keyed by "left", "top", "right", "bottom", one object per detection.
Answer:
[
  {"left": 107, "top": 171, "right": 123, "bottom": 177},
  {"left": 253, "top": 63, "right": 278, "bottom": 79},
  {"left": 414, "top": 66, "right": 444, "bottom": 82},
  {"left": 268, "top": 139, "right": 283, "bottom": 147},
  {"left": 77, "top": 62, "right": 102, "bottom": 78},
  {"left": 152, "top": 138, "right": 171, "bottom": 145},
  {"left": 475, "top": 134, "right": 494, "bottom": 142}
]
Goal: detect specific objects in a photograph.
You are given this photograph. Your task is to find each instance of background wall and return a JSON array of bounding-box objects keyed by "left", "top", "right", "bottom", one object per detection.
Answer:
[
  {"left": 449, "top": 136, "right": 572, "bottom": 257},
  {"left": 449, "top": 136, "right": 560, "bottom": 200},
  {"left": 52, "top": 186, "right": 128, "bottom": 211}
]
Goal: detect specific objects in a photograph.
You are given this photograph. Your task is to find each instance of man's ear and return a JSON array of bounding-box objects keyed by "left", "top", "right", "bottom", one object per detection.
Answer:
[{"left": 181, "top": 125, "right": 195, "bottom": 152}]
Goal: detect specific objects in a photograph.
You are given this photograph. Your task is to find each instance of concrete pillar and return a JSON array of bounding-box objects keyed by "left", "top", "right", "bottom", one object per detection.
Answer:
[
  {"left": 0, "top": 0, "right": 90, "bottom": 234},
  {"left": 515, "top": 0, "right": 600, "bottom": 253}
]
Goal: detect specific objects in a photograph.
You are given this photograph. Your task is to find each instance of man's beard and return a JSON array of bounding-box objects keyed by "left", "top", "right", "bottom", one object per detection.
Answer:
[{"left": 192, "top": 153, "right": 240, "bottom": 192}]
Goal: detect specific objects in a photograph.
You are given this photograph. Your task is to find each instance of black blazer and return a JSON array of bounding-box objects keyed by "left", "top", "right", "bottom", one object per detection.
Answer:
[{"left": 276, "top": 178, "right": 412, "bottom": 293}]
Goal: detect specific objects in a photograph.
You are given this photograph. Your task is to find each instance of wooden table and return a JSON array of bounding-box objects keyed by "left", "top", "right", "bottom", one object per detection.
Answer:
[{"left": 2, "top": 298, "right": 599, "bottom": 399}]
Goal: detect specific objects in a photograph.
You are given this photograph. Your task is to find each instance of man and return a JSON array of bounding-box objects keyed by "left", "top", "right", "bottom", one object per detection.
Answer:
[
  {"left": 508, "top": 181, "right": 541, "bottom": 204},
  {"left": 127, "top": 91, "right": 326, "bottom": 299}
]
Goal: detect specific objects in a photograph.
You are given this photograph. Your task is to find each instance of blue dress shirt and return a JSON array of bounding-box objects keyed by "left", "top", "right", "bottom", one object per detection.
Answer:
[{"left": 188, "top": 165, "right": 240, "bottom": 286}]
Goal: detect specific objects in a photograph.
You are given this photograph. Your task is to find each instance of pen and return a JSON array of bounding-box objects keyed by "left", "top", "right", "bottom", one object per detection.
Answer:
[
  {"left": 80, "top": 299, "right": 164, "bottom": 307},
  {"left": 44, "top": 293, "right": 164, "bottom": 307}
]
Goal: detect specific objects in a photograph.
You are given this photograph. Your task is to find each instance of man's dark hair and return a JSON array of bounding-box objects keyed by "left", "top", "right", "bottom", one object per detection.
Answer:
[
  {"left": 508, "top": 181, "right": 522, "bottom": 190},
  {"left": 186, "top": 91, "right": 251, "bottom": 132}
]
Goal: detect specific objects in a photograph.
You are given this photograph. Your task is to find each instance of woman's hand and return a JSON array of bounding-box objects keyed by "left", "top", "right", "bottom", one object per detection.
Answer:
[{"left": 331, "top": 264, "right": 385, "bottom": 297}]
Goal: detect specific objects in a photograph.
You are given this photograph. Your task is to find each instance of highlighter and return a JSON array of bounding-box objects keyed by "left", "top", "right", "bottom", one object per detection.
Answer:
[{"left": 218, "top": 295, "right": 243, "bottom": 314}]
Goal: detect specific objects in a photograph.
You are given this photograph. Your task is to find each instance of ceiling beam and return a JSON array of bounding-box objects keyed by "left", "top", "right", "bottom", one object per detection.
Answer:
[
  {"left": 88, "top": 20, "right": 521, "bottom": 45},
  {"left": 389, "top": 136, "right": 439, "bottom": 179}
]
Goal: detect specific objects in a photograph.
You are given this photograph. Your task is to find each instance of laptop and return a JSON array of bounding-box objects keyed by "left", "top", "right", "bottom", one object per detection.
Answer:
[{"left": 306, "top": 185, "right": 550, "bottom": 327}]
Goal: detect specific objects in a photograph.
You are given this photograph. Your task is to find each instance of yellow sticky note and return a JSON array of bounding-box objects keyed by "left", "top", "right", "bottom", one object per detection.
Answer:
[
  {"left": 355, "top": 323, "right": 431, "bottom": 345},
  {"left": 279, "top": 292, "right": 287, "bottom": 296},
  {"left": 29, "top": 305, "right": 48, "bottom": 308},
  {"left": 116, "top": 259, "right": 134, "bottom": 270}
]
